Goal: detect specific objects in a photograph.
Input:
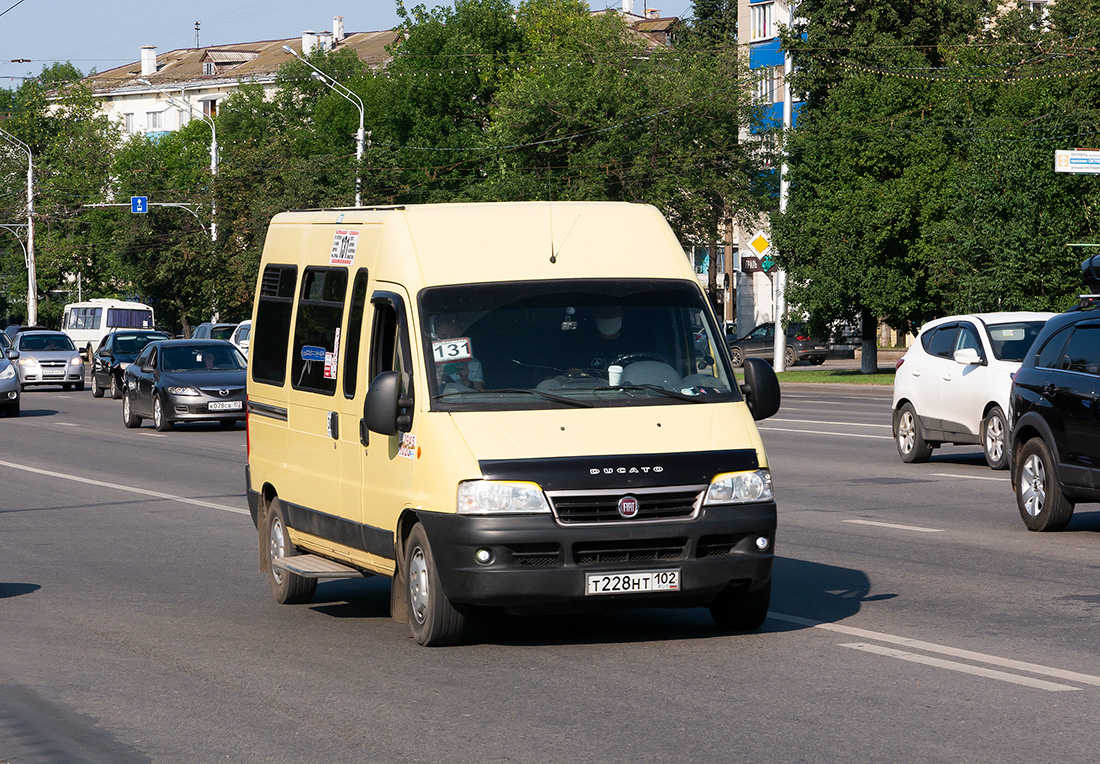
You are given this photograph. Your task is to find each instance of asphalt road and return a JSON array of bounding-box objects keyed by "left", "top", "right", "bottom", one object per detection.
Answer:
[{"left": 2, "top": 381, "right": 1099, "bottom": 763}]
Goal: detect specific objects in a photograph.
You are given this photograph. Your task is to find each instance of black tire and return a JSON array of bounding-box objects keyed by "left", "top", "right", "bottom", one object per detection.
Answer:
[
  {"left": 406, "top": 523, "right": 466, "bottom": 646},
  {"left": 981, "top": 406, "right": 1009, "bottom": 471},
  {"left": 122, "top": 392, "right": 142, "bottom": 428},
  {"left": 783, "top": 347, "right": 796, "bottom": 368},
  {"left": 62, "top": 383, "right": 72, "bottom": 391},
  {"left": 710, "top": 580, "right": 771, "bottom": 632},
  {"left": 894, "top": 402, "right": 932, "bottom": 463},
  {"left": 220, "top": 418, "right": 237, "bottom": 429},
  {"left": 110, "top": 374, "right": 122, "bottom": 399},
  {"left": 91, "top": 373, "right": 104, "bottom": 398},
  {"left": 75, "top": 380, "right": 84, "bottom": 392},
  {"left": 153, "top": 394, "right": 173, "bottom": 432},
  {"left": 729, "top": 346, "right": 744, "bottom": 368},
  {"left": 3, "top": 400, "right": 17, "bottom": 417},
  {"left": 1015, "top": 438, "right": 1075, "bottom": 532},
  {"left": 265, "top": 498, "right": 317, "bottom": 604},
  {"left": 810, "top": 356, "right": 826, "bottom": 366}
]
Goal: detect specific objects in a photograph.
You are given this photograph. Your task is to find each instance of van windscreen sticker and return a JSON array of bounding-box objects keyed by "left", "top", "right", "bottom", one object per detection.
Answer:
[
  {"left": 398, "top": 432, "right": 417, "bottom": 460},
  {"left": 330, "top": 229, "right": 359, "bottom": 266},
  {"left": 432, "top": 337, "right": 472, "bottom": 364},
  {"left": 301, "top": 345, "right": 327, "bottom": 362},
  {"left": 324, "top": 328, "right": 340, "bottom": 380}
]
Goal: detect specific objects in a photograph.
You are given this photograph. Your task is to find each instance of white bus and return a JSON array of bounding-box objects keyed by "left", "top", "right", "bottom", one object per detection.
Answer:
[{"left": 61, "top": 299, "right": 156, "bottom": 358}]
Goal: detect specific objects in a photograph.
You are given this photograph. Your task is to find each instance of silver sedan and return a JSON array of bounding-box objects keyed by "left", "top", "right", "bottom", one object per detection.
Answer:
[{"left": 9, "top": 331, "right": 85, "bottom": 391}]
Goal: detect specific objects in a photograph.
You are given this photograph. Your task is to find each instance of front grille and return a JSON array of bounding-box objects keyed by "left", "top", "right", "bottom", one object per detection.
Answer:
[
  {"left": 199, "top": 386, "right": 244, "bottom": 397},
  {"left": 509, "top": 543, "right": 561, "bottom": 566},
  {"left": 548, "top": 486, "right": 703, "bottom": 525},
  {"left": 39, "top": 360, "right": 66, "bottom": 368},
  {"left": 573, "top": 538, "right": 688, "bottom": 565},
  {"left": 697, "top": 534, "right": 743, "bottom": 557}
]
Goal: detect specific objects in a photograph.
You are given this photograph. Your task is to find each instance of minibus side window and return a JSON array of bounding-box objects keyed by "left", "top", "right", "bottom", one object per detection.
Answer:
[
  {"left": 343, "top": 269, "right": 370, "bottom": 399},
  {"left": 291, "top": 266, "right": 348, "bottom": 395},
  {"left": 252, "top": 263, "right": 298, "bottom": 386}
]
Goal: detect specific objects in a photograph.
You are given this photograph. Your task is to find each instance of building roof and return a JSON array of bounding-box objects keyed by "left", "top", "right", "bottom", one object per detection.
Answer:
[{"left": 81, "top": 30, "right": 401, "bottom": 94}]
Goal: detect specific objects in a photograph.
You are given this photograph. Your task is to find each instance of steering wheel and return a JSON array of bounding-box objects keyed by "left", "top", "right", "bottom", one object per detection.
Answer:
[{"left": 612, "top": 352, "right": 670, "bottom": 367}]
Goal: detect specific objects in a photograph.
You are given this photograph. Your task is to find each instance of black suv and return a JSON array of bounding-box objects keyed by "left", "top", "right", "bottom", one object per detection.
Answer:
[{"left": 1010, "top": 256, "right": 1100, "bottom": 531}]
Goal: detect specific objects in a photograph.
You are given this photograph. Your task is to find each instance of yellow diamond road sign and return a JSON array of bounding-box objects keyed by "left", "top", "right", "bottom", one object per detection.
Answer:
[{"left": 749, "top": 231, "right": 772, "bottom": 256}]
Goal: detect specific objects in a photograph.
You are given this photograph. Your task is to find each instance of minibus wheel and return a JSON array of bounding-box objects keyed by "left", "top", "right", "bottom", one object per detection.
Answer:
[
  {"left": 406, "top": 524, "right": 466, "bottom": 646},
  {"left": 265, "top": 499, "right": 317, "bottom": 605},
  {"left": 709, "top": 580, "right": 771, "bottom": 632}
]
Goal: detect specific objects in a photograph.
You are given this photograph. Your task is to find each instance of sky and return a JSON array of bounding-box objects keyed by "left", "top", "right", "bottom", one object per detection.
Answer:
[{"left": 0, "top": 0, "right": 693, "bottom": 86}]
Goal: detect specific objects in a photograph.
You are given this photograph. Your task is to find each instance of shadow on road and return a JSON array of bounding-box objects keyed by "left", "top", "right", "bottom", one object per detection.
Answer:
[
  {"left": 0, "top": 582, "right": 40, "bottom": 598},
  {"left": 301, "top": 555, "right": 886, "bottom": 646}
]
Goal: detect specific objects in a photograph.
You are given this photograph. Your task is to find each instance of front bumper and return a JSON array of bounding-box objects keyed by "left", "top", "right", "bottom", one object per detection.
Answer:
[
  {"left": 416, "top": 503, "right": 775, "bottom": 610},
  {"left": 165, "top": 394, "right": 245, "bottom": 422},
  {"left": 18, "top": 369, "right": 84, "bottom": 386}
]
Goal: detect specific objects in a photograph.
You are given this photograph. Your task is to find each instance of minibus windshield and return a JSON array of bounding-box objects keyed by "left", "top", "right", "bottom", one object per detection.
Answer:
[{"left": 419, "top": 279, "right": 741, "bottom": 411}]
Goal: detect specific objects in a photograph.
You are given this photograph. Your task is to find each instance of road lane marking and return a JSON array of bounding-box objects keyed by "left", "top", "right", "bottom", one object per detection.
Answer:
[
  {"left": 839, "top": 643, "right": 1080, "bottom": 692},
  {"left": 933, "top": 472, "right": 1005, "bottom": 482},
  {"left": 770, "top": 418, "right": 891, "bottom": 429},
  {"left": 0, "top": 459, "right": 248, "bottom": 516},
  {"left": 57, "top": 423, "right": 79, "bottom": 427},
  {"left": 843, "top": 519, "right": 944, "bottom": 533},
  {"left": 143, "top": 433, "right": 169, "bottom": 438},
  {"left": 757, "top": 426, "right": 892, "bottom": 440},
  {"left": 770, "top": 612, "right": 1100, "bottom": 687}
]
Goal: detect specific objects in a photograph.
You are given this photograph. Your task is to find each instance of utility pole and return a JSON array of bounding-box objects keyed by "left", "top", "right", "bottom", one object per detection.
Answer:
[
  {"left": 772, "top": 45, "right": 793, "bottom": 372},
  {"left": 0, "top": 127, "right": 35, "bottom": 325}
]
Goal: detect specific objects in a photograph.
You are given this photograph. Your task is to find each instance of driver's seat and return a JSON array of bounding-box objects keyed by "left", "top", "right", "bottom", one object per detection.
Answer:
[{"left": 620, "top": 361, "right": 682, "bottom": 391}]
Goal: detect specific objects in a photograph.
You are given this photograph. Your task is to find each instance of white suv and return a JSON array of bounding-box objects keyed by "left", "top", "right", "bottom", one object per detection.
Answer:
[{"left": 892, "top": 312, "right": 1054, "bottom": 469}]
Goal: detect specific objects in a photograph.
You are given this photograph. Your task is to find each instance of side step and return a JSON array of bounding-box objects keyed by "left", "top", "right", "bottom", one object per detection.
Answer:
[{"left": 272, "top": 554, "right": 364, "bottom": 579}]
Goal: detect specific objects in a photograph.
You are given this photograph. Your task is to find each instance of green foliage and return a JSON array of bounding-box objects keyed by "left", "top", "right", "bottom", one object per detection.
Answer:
[{"left": 773, "top": 0, "right": 1100, "bottom": 340}]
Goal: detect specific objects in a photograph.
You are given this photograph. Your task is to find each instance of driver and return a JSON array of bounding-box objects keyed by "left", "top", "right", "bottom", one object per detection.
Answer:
[
  {"left": 573, "top": 306, "right": 629, "bottom": 371},
  {"left": 435, "top": 318, "right": 485, "bottom": 391}
]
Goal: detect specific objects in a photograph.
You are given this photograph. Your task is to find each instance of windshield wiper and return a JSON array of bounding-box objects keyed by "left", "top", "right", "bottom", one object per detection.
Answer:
[
  {"left": 613, "top": 384, "right": 709, "bottom": 403},
  {"left": 433, "top": 388, "right": 594, "bottom": 408}
]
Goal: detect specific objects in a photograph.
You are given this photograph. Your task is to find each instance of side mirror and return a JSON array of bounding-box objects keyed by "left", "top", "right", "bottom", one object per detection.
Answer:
[
  {"left": 953, "top": 348, "right": 983, "bottom": 366},
  {"left": 142, "top": 364, "right": 155, "bottom": 373},
  {"left": 6, "top": 349, "right": 18, "bottom": 361},
  {"left": 740, "top": 357, "right": 781, "bottom": 421},
  {"left": 365, "top": 370, "right": 402, "bottom": 436}
]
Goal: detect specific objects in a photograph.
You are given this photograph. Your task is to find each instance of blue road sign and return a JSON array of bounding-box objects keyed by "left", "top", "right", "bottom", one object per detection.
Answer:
[{"left": 131, "top": 196, "right": 148, "bottom": 214}]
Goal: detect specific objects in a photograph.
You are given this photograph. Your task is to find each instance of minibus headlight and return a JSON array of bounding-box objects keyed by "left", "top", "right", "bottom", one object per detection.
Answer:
[
  {"left": 704, "top": 470, "right": 773, "bottom": 504},
  {"left": 457, "top": 480, "right": 551, "bottom": 515},
  {"left": 166, "top": 385, "right": 201, "bottom": 396},
  {"left": 0, "top": 365, "right": 14, "bottom": 380}
]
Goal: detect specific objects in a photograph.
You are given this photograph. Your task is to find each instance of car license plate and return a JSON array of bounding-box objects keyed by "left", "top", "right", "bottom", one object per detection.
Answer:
[
  {"left": 585, "top": 569, "right": 680, "bottom": 596},
  {"left": 208, "top": 400, "right": 242, "bottom": 411},
  {"left": 43, "top": 369, "right": 64, "bottom": 377}
]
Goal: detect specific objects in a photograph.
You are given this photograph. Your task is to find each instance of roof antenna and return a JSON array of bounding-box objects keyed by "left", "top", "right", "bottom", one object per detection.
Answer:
[
  {"left": 195, "top": 21, "right": 201, "bottom": 49},
  {"left": 548, "top": 162, "right": 556, "bottom": 264}
]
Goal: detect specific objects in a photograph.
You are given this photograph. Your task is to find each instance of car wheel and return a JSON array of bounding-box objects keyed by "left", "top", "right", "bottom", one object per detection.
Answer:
[
  {"left": 981, "top": 406, "right": 1009, "bottom": 470},
  {"left": 110, "top": 374, "right": 121, "bottom": 399},
  {"left": 220, "top": 418, "right": 237, "bottom": 429},
  {"left": 75, "top": 380, "right": 85, "bottom": 392},
  {"left": 122, "top": 392, "right": 142, "bottom": 428},
  {"left": 729, "top": 347, "right": 744, "bottom": 367},
  {"left": 62, "top": 383, "right": 72, "bottom": 391},
  {"left": 894, "top": 402, "right": 932, "bottom": 463},
  {"left": 710, "top": 580, "right": 771, "bottom": 632},
  {"left": 265, "top": 498, "right": 317, "bottom": 604},
  {"left": 153, "top": 394, "right": 173, "bottom": 432},
  {"left": 2, "top": 400, "right": 17, "bottom": 417},
  {"left": 1015, "top": 438, "right": 1075, "bottom": 532},
  {"left": 406, "top": 523, "right": 467, "bottom": 646},
  {"left": 91, "top": 374, "right": 104, "bottom": 398},
  {"left": 810, "top": 356, "right": 826, "bottom": 366},
  {"left": 784, "top": 347, "right": 797, "bottom": 368}
]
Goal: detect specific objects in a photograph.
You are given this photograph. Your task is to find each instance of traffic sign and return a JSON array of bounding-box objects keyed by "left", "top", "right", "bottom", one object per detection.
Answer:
[
  {"left": 748, "top": 230, "right": 772, "bottom": 257},
  {"left": 131, "top": 196, "right": 148, "bottom": 214},
  {"left": 1055, "top": 149, "right": 1100, "bottom": 175}
]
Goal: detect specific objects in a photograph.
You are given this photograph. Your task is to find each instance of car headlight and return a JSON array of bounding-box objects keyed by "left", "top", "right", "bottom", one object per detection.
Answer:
[
  {"left": 18, "top": 358, "right": 37, "bottom": 366},
  {"left": 457, "top": 480, "right": 551, "bottom": 515},
  {"left": 165, "top": 386, "right": 201, "bottom": 396},
  {"left": 70, "top": 357, "right": 83, "bottom": 366},
  {"left": 704, "top": 469, "right": 773, "bottom": 504},
  {"left": 0, "top": 365, "right": 13, "bottom": 380}
]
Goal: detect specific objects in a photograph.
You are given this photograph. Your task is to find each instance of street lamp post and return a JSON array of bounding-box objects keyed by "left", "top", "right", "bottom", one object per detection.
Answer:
[
  {"left": 0, "top": 127, "right": 35, "bottom": 325},
  {"left": 137, "top": 79, "right": 218, "bottom": 241},
  {"left": 282, "top": 45, "right": 365, "bottom": 207}
]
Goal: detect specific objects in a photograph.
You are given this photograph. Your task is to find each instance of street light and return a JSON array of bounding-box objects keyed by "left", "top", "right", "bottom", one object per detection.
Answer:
[
  {"left": 0, "top": 124, "right": 35, "bottom": 325},
  {"left": 282, "top": 45, "right": 365, "bottom": 207},
  {"left": 137, "top": 78, "right": 219, "bottom": 241}
]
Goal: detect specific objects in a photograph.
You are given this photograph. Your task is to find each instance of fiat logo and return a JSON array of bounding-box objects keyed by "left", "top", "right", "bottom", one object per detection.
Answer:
[{"left": 617, "top": 496, "right": 639, "bottom": 519}]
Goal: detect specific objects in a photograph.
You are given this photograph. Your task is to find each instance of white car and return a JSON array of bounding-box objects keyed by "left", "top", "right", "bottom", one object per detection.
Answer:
[
  {"left": 892, "top": 312, "right": 1055, "bottom": 470},
  {"left": 230, "top": 320, "right": 251, "bottom": 357}
]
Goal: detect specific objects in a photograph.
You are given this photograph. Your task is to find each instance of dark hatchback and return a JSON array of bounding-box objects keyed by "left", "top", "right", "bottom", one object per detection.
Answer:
[
  {"left": 1011, "top": 292, "right": 1100, "bottom": 531},
  {"left": 726, "top": 322, "right": 829, "bottom": 368},
  {"left": 122, "top": 339, "right": 246, "bottom": 431},
  {"left": 91, "top": 330, "right": 170, "bottom": 399}
]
